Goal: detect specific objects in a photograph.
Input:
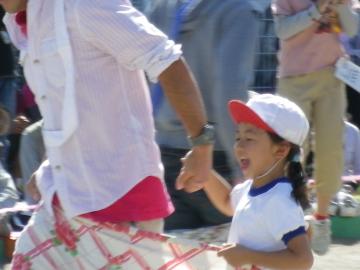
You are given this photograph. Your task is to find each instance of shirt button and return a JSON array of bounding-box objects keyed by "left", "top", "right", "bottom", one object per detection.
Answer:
[
  {"left": 55, "top": 165, "right": 61, "bottom": 170},
  {"left": 33, "top": 59, "right": 40, "bottom": 64},
  {"left": 40, "top": 95, "right": 47, "bottom": 100}
]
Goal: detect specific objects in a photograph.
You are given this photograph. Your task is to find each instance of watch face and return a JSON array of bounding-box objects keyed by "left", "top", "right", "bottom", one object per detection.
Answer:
[{"left": 189, "top": 124, "right": 215, "bottom": 146}]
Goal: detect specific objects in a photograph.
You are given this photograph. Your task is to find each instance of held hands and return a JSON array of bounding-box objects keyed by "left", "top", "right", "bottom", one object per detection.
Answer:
[{"left": 175, "top": 144, "right": 213, "bottom": 193}]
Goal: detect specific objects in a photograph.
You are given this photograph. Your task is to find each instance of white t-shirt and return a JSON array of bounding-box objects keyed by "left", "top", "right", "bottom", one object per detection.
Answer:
[{"left": 228, "top": 178, "right": 305, "bottom": 270}]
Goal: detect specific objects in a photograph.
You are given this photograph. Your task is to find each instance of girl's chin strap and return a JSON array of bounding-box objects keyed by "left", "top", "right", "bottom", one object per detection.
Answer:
[{"left": 254, "top": 157, "right": 284, "bottom": 180}]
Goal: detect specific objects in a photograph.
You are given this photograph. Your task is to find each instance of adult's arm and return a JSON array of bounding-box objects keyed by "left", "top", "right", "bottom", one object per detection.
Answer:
[
  {"left": 273, "top": 3, "right": 321, "bottom": 40},
  {"left": 273, "top": 0, "right": 358, "bottom": 40},
  {"left": 158, "top": 59, "right": 213, "bottom": 192}
]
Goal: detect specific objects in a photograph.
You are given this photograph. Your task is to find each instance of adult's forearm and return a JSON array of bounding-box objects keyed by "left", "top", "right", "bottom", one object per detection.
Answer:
[{"left": 158, "top": 58, "right": 207, "bottom": 138}]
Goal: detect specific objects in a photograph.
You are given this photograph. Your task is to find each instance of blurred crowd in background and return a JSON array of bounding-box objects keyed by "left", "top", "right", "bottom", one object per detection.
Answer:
[{"left": 0, "top": 0, "right": 359, "bottom": 244}]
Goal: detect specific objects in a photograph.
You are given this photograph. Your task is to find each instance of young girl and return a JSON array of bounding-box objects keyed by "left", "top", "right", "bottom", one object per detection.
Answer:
[{"left": 204, "top": 93, "right": 313, "bottom": 270}]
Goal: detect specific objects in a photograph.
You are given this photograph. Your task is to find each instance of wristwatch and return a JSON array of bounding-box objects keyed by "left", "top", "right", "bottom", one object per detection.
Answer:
[{"left": 188, "top": 123, "right": 215, "bottom": 147}]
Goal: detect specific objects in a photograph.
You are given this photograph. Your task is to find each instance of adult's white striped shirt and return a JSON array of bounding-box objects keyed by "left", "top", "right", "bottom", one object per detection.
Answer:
[{"left": 4, "top": 0, "right": 182, "bottom": 218}]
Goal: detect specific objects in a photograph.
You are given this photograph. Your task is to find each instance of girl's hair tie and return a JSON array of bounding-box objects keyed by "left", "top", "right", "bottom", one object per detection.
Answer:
[{"left": 292, "top": 153, "right": 301, "bottom": 163}]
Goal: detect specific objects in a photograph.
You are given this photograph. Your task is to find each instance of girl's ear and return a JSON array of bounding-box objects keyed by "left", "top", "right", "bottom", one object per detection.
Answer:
[{"left": 273, "top": 141, "right": 291, "bottom": 159}]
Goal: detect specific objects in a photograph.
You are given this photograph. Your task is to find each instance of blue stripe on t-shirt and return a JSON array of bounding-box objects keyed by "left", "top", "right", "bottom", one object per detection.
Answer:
[
  {"left": 282, "top": 226, "right": 306, "bottom": 245},
  {"left": 249, "top": 177, "right": 290, "bottom": 197}
]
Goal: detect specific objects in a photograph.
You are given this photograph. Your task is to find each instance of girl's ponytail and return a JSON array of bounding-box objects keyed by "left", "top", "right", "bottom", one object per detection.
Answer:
[
  {"left": 287, "top": 146, "right": 309, "bottom": 209},
  {"left": 268, "top": 132, "right": 309, "bottom": 209}
]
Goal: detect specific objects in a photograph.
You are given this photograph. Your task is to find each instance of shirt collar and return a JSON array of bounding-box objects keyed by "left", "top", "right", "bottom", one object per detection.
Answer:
[{"left": 249, "top": 177, "right": 290, "bottom": 197}]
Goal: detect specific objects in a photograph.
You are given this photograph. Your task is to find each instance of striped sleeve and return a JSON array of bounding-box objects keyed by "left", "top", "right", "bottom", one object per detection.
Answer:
[{"left": 75, "top": 0, "right": 182, "bottom": 82}]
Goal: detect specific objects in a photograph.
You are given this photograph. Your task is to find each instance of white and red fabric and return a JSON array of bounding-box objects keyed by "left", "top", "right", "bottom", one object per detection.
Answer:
[{"left": 12, "top": 204, "right": 239, "bottom": 270}]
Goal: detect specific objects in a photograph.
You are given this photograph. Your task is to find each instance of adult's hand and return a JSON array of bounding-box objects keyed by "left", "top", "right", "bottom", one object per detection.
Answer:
[
  {"left": 11, "top": 115, "right": 30, "bottom": 134},
  {"left": 175, "top": 144, "right": 213, "bottom": 193}
]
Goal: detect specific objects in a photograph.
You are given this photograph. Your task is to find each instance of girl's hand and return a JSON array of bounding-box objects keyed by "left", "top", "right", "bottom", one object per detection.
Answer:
[
  {"left": 176, "top": 144, "right": 213, "bottom": 193},
  {"left": 218, "top": 243, "right": 250, "bottom": 267}
]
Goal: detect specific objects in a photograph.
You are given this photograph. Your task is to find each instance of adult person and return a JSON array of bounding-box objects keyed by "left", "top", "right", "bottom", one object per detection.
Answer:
[
  {"left": 1, "top": 0, "right": 213, "bottom": 267},
  {"left": 147, "top": 0, "right": 272, "bottom": 230},
  {"left": 272, "top": 0, "right": 358, "bottom": 255},
  {"left": 0, "top": 105, "right": 18, "bottom": 237},
  {"left": 130, "top": 0, "right": 150, "bottom": 12},
  {"left": 0, "top": 7, "right": 17, "bottom": 119},
  {"left": 0, "top": 7, "right": 19, "bottom": 169}
]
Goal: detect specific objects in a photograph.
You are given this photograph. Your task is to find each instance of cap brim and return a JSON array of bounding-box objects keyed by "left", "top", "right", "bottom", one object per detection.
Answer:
[{"left": 228, "top": 100, "right": 275, "bottom": 133}]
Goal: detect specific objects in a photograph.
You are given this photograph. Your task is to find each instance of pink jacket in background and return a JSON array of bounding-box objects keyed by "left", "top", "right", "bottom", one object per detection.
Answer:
[{"left": 273, "top": 0, "right": 345, "bottom": 77}]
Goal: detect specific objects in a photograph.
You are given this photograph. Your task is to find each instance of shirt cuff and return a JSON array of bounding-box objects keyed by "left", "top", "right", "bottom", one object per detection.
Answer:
[
  {"left": 144, "top": 41, "right": 182, "bottom": 83},
  {"left": 282, "top": 226, "right": 306, "bottom": 245},
  {"left": 308, "top": 4, "right": 322, "bottom": 21}
]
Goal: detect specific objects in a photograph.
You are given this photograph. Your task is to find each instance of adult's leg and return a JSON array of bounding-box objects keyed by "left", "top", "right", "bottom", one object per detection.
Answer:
[
  {"left": 12, "top": 204, "right": 164, "bottom": 269},
  {"left": 277, "top": 75, "right": 313, "bottom": 161},
  {"left": 313, "top": 70, "right": 345, "bottom": 216}
]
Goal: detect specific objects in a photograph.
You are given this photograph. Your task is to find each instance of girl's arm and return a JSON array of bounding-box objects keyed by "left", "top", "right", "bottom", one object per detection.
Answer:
[
  {"left": 203, "top": 170, "right": 233, "bottom": 217},
  {"left": 219, "top": 234, "right": 313, "bottom": 270}
]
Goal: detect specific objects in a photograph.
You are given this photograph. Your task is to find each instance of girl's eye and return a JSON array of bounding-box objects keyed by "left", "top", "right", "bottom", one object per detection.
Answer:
[{"left": 235, "top": 137, "right": 253, "bottom": 143}]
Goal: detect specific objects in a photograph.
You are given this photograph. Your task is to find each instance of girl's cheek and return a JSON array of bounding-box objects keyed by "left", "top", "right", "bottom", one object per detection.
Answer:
[{"left": 234, "top": 142, "right": 241, "bottom": 155}]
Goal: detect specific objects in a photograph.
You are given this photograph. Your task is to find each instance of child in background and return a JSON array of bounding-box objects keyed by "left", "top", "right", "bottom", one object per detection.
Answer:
[
  {"left": 203, "top": 94, "right": 313, "bottom": 270},
  {"left": 272, "top": 0, "right": 358, "bottom": 255}
]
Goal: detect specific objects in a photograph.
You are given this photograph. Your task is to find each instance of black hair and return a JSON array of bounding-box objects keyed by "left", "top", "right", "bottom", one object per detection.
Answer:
[
  {"left": 0, "top": 7, "right": 5, "bottom": 30},
  {"left": 268, "top": 132, "right": 309, "bottom": 209}
]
